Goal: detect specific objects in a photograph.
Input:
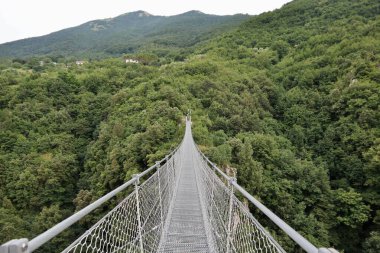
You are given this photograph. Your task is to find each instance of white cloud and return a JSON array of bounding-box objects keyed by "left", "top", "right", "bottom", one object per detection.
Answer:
[{"left": 0, "top": 0, "right": 291, "bottom": 44}]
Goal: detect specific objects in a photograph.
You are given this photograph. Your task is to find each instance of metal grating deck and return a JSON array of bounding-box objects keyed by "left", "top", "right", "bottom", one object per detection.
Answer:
[{"left": 158, "top": 123, "right": 211, "bottom": 253}]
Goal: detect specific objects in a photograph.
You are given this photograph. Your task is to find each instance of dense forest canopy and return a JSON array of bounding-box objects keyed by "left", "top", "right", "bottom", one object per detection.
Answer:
[{"left": 0, "top": 0, "right": 379, "bottom": 252}]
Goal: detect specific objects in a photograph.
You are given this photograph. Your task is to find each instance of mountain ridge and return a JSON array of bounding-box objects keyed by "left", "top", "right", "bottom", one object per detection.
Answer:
[{"left": 0, "top": 10, "right": 250, "bottom": 58}]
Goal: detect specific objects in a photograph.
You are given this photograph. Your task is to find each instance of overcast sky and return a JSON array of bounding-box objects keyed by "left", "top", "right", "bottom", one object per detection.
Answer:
[{"left": 0, "top": 0, "right": 291, "bottom": 44}]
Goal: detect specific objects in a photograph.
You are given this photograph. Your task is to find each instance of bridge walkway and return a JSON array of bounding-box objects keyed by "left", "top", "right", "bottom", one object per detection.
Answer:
[{"left": 158, "top": 120, "right": 212, "bottom": 252}]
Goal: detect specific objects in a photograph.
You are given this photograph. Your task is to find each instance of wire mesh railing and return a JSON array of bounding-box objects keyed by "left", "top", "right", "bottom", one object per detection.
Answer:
[
  {"left": 63, "top": 149, "right": 181, "bottom": 253},
  {"left": 192, "top": 141, "right": 285, "bottom": 253},
  {"left": 195, "top": 143, "right": 337, "bottom": 253}
]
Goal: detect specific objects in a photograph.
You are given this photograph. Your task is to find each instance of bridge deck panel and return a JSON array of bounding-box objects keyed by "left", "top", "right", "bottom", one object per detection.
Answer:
[{"left": 158, "top": 122, "right": 211, "bottom": 253}]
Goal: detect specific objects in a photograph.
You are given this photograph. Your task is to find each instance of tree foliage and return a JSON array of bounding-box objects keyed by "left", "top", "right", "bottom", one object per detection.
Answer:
[{"left": 0, "top": 0, "right": 379, "bottom": 252}]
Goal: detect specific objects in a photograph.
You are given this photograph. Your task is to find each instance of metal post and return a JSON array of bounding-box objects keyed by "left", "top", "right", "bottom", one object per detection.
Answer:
[
  {"left": 167, "top": 155, "right": 173, "bottom": 180},
  {"left": 133, "top": 174, "right": 144, "bottom": 253},
  {"left": 164, "top": 156, "right": 172, "bottom": 198},
  {"left": 169, "top": 155, "right": 176, "bottom": 190},
  {"left": 209, "top": 161, "right": 216, "bottom": 221},
  {"left": 173, "top": 152, "right": 175, "bottom": 172},
  {"left": 226, "top": 177, "right": 236, "bottom": 253},
  {"left": 156, "top": 162, "right": 164, "bottom": 231},
  {"left": 0, "top": 239, "right": 29, "bottom": 253}
]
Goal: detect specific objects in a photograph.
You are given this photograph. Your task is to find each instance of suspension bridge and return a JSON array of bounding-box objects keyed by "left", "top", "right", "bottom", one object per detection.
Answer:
[{"left": 1, "top": 117, "right": 337, "bottom": 253}]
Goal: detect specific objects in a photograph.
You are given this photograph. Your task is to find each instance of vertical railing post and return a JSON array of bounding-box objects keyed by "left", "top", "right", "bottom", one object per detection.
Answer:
[
  {"left": 226, "top": 177, "right": 236, "bottom": 253},
  {"left": 168, "top": 155, "right": 174, "bottom": 182},
  {"left": 165, "top": 155, "right": 172, "bottom": 198},
  {"left": 133, "top": 174, "right": 144, "bottom": 253},
  {"left": 156, "top": 162, "right": 164, "bottom": 231},
  {"left": 169, "top": 155, "right": 176, "bottom": 190},
  {"left": 171, "top": 157, "right": 177, "bottom": 182},
  {"left": 172, "top": 152, "right": 175, "bottom": 170},
  {"left": 0, "top": 239, "right": 29, "bottom": 253},
  {"left": 209, "top": 161, "right": 216, "bottom": 221}
]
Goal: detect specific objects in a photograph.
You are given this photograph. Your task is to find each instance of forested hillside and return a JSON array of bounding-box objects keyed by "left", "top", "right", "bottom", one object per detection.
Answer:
[
  {"left": 0, "top": 0, "right": 379, "bottom": 252},
  {"left": 0, "top": 11, "right": 250, "bottom": 59}
]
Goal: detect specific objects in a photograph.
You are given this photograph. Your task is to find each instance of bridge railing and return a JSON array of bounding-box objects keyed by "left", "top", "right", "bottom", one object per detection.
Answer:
[
  {"left": 193, "top": 145, "right": 285, "bottom": 253},
  {"left": 1, "top": 116, "right": 338, "bottom": 253},
  {"left": 195, "top": 146, "right": 336, "bottom": 253},
  {"left": 0, "top": 146, "right": 180, "bottom": 253}
]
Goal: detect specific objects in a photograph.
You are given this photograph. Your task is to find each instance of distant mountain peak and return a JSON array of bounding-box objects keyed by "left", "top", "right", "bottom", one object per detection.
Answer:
[
  {"left": 116, "top": 10, "right": 155, "bottom": 20},
  {"left": 189, "top": 10, "right": 204, "bottom": 14},
  {"left": 118, "top": 10, "right": 154, "bottom": 18},
  {"left": 136, "top": 11, "right": 153, "bottom": 17},
  {"left": 181, "top": 10, "right": 206, "bottom": 15}
]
